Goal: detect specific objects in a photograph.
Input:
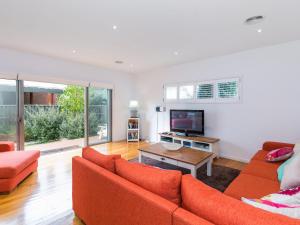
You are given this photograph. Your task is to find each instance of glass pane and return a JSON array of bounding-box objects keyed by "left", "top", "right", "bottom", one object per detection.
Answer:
[
  {"left": 179, "top": 85, "right": 194, "bottom": 99},
  {"left": 24, "top": 81, "right": 85, "bottom": 153},
  {"left": 197, "top": 83, "right": 214, "bottom": 99},
  {"left": 217, "top": 81, "right": 238, "bottom": 98},
  {"left": 166, "top": 86, "right": 177, "bottom": 100},
  {"left": 88, "top": 88, "right": 111, "bottom": 145},
  {"left": 0, "top": 79, "right": 17, "bottom": 147}
]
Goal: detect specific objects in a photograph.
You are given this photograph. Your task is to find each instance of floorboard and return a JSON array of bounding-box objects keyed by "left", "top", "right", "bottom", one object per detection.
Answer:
[{"left": 0, "top": 141, "right": 246, "bottom": 225}]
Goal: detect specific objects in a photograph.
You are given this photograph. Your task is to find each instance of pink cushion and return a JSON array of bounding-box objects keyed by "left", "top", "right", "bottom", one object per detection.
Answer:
[
  {"left": 82, "top": 147, "right": 121, "bottom": 173},
  {"left": 265, "top": 147, "right": 294, "bottom": 162},
  {"left": 0, "top": 150, "right": 40, "bottom": 178}
]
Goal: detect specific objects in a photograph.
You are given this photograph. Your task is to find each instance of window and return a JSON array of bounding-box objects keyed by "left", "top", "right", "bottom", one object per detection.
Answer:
[
  {"left": 165, "top": 86, "right": 178, "bottom": 101},
  {"left": 164, "top": 77, "right": 240, "bottom": 104},
  {"left": 179, "top": 85, "right": 194, "bottom": 100},
  {"left": 196, "top": 83, "right": 214, "bottom": 100},
  {"left": 216, "top": 78, "right": 239, "bottom": 101}
]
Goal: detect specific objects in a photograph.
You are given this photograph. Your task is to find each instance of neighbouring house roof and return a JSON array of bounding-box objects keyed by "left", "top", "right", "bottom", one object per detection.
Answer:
[{"left": 0, "top": 85, "right": 64, "bottom": 94}]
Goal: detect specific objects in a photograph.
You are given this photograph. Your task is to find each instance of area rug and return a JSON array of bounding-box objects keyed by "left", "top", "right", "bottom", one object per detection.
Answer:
[{"left": 130, "top": 156, "right": 240, "bottom": 192}]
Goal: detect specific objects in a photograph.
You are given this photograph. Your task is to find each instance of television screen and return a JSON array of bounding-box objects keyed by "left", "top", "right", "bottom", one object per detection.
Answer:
[{"left": 170, "top": 110, "right": 204, "bottom": 135}]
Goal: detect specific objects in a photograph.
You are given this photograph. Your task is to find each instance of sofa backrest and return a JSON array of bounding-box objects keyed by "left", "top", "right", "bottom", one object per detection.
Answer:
[
  {"left": 72, "top": 156, "right": 178, "bottom": 225},
  {"left": 181, "top": 175, "right": 300, "bottom": 225},
  {"left": 115, "top": 158, "right": 182, "bottom": 205}
]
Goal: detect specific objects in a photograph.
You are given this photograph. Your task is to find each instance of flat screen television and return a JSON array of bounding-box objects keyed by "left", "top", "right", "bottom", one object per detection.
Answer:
[{"left": 170, "top": 109, "right": 204, "bottom": 136}]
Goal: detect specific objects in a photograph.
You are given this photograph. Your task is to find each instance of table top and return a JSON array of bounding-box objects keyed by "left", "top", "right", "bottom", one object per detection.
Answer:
[{"left": 139, "top": 143, "right": 213, "bottom": 165}]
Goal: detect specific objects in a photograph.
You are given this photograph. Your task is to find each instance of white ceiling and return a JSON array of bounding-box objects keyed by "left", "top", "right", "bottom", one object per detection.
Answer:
[{"left": 0, "top": 0, "right": 299, "bottom": 74}]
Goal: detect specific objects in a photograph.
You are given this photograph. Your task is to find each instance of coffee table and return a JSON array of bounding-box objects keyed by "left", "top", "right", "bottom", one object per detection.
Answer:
[{"left": 138, "top": 143, "right": 214, "bottom": 177}]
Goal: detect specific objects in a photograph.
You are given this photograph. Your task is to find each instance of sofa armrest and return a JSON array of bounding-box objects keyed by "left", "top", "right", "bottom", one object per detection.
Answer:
[
  {"left": 262, "top": 141, "right": 295, "bottom": 151},
  {"left": 72, "top": 156, "right": 178, "bottom": 225},
  {"left": 0, "top": 142, "right": 15, "bottom": 152},
  {"left": 173, "top": 208, "right": 213, "bottom": 225}
]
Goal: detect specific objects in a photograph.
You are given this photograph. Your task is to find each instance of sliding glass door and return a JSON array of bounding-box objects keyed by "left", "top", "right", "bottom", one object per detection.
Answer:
[
  {"left": 87, "top": 87, "right": 112, "bottom": 145},
  {"left": 0, "top": 78, "right": 112, "bottom": 151},
  {"left": 0, "top": 79, "right": 18, "bottom": 148}
]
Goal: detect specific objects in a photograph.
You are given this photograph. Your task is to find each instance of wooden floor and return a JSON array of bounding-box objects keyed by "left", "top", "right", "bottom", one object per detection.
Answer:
[{"left": 0, "top": 141, "right": 245, "bottom": 225}]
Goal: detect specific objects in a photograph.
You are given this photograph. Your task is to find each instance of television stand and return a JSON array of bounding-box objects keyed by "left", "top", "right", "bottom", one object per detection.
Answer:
[{"left": 159, "top": 132, "right": 220, "bottom": 158}]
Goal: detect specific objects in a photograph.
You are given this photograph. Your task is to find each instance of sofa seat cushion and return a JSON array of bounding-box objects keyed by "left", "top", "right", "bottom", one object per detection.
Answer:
[
  {"left": 115, "top": 158, "right": 182, "bottom": 205},
  {"left": 82, "top": 147, "right": 121, "bottom": 173},
  {"left": 224, "top": 174, "right": 280, "bottom": 199},
  {"left": 242, "top": 160, "right": 280, "bottom": 181},
  {"left": 181, "top": 175, "right": 298, "bottom": 225},
  {"left": 0, "top": 150, "right": 40, "bottom": 179}
]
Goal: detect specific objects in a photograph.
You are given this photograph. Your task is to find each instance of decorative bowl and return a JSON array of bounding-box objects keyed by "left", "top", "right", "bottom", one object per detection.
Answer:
[{"left": 162, "top": 143, "right": 182, "bottom": 151}]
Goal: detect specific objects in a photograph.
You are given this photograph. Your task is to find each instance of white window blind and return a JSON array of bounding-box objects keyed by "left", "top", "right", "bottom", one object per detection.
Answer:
[
  {"left": 179, "top": 85, "right": 194, "bottom": 100},
  {"left": 165, "top": 86, "right": 178, "bottom": 100},
  {"left": 196, "top": 83, "right": 214, "bottom": 100},
  {"left": 216, "top": 79, "right": 239, "bottom": 100}
]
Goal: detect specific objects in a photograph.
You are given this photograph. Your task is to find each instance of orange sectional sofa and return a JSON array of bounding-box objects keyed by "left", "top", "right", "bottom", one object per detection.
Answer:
[
  {"left": 225, "top": 141, "right": 295, "bottom": 199},
  {"left": 0, "top": 142, "right": 40, "bottom": 193},
  {"left": 72, "top": 143, "right": 300, "bottom": 225}
]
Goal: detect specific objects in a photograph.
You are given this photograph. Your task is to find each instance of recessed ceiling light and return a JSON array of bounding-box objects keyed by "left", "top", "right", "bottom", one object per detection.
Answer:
[
  {"left": 112, "top": 25, "right": 118, "bottom": 30},
  {"left": 72, "top": 50, "right": 76, "bottom": 54},
  {"left": 115, "top": 60, "right": 123, "bottom": 64},
  {"left": 257, "top": 29, "right": 262, "bottom": 33},
  {"left": 244, "top": 15, "right": 265, "bottom": 25},
  {"left": 174, "top": 51, "right": 179, "bottom": 56}
]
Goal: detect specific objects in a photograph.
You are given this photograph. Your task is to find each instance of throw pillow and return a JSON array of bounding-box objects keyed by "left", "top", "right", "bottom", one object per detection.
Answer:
[
  {"left": 265, "top": 147, "right": 294, "bottom": 162},
  {"left": 82, "top": 147, "right": 121, "bottom": 173},
  {"left": 242, "top": 186, "right": 300, "bottom": 219},
  {"left": 293, "top": 143, "right": 300, "bottom": 155},
  {"left": 115, "top": 158, "right": 182, "bottom": 205},
  {"left": 281, "top": 152, "right": 300, "bottom": 190},
  {"left": 277, "top": 158, "right": 293, "bottom": 181}
]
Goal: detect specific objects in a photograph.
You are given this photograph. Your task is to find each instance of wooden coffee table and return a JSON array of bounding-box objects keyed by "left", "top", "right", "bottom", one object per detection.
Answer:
[{"left": 138, "top": 143, "right": 214, "bottom": 177}]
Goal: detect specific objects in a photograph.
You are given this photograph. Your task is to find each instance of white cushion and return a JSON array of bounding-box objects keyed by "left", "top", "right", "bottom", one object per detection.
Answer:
[
  {"left": 281, "top": 153, "right": 300, "bottom": 190},
  {"left": 293, "top": 143, "right": 300, "bottom": 155},
  {"left": 242, "top": 186, "right": 300, "bottom": 219}
]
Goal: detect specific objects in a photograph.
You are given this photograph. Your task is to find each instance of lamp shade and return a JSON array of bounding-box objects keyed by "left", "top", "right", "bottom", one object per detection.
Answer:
[{"left": 129, "top": 100, "right": 139, "bottom": 108}]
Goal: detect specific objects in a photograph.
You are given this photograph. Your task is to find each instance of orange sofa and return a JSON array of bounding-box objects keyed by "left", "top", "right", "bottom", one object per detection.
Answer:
[
  {"left": 225, "top": 141, "right": 295, "bottom": 199},
  {"left": 0, "top": 142, "right": 40, "bottom": 193},
  {"left": 72, "top": 143, "right": 300, "bottom": 225}
]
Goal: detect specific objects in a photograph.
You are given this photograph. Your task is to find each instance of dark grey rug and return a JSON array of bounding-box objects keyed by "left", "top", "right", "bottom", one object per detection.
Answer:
[{"left": 130, "top": 156, "right": 240, "bottom": 192}]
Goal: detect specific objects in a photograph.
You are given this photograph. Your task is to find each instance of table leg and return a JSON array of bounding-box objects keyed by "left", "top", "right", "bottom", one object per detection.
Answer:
[
  {"left": 191, "top": 167, "right": 197, "bottom": 178},
  {"left": 207, "top": 158, "right": 212, "bottom": 176},
  {"left": 138, "top": 152, "right": 142, "bottom": 163}
]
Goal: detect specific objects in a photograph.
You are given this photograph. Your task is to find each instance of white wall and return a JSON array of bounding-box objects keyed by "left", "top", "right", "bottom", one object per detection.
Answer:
[
  {"left": 0, "top": 47, "right": 134, "bottom": 141},
  {"left": 136, "top": 40, "right": 300, "bottom": 162}
]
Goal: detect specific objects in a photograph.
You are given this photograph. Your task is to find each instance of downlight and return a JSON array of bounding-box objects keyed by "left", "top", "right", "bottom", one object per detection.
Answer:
[{"left": 244, "top": 15, "right": 265, "bottom": 25}]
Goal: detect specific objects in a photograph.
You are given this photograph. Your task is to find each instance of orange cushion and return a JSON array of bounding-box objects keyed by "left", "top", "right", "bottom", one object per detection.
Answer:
[
  {"left": 115, "top": 158, "right": 182, "bottom": 205},
  {"left": 0, "top": 150, "right": 40, "bottom": 178},
  {"left": 0, "top": 141, "right": 15, "bottom": 152},
  {"left": 224, "top": 173, "right": 280, "bottom": 199},
  {"left": 181, "top": 175, "right": 298, "bottom": 225},
  {"left": 82, "top": 147, "right": 121, "bottom": 173},
  {"left": 242, "top": 160, "right": 280, "bottom": 181}
]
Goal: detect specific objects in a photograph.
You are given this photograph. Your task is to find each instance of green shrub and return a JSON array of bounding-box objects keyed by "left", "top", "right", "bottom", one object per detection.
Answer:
[
  {"left": 25, "top": 108, "right": 63, "bottom": 143},
  {"left": 60, "top": 113, "right": 84, "bottom": 139}
]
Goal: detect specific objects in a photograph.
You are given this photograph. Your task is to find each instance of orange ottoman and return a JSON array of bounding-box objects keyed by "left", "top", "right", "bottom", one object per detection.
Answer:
[
  {"left": 0, "top": 150, "right": 40, "bottom": 193},
  {"left": 0, "top": 141, "right": 15, "bottom": 152}
]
